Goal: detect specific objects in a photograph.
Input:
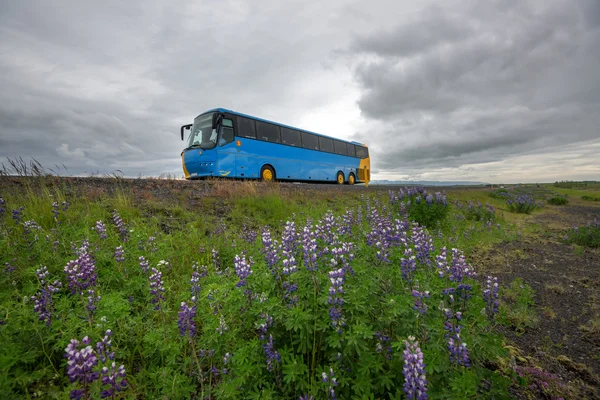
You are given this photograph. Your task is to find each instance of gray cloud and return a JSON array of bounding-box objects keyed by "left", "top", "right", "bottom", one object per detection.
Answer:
[{"left": 346, "top": 0, "right": 600, "bottom": 176}]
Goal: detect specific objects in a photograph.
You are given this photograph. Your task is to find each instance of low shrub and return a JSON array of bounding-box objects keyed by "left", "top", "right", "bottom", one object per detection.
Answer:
[
  {"left": 565, "top": 219, "right": 600, "bottom": 248},
  {"left": 547, "top": 195, "right": 569, "bottom": 206},
  {"left": 506, "top": 194, "right": 540, "bottom": 214},
  {"left": 389, "top": 187, "right": 450, "bottom": 228},
  {"left": 581, "top": 195, "right": 600, "bottom": 202}
]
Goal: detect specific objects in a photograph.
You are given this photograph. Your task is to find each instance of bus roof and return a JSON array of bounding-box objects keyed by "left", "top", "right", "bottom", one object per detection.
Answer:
[{"left": 198, "top": 107, "right": 367, "bottom": 148}]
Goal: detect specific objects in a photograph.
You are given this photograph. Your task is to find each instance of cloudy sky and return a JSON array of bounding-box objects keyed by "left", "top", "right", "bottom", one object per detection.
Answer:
[{"left": 1, "top": 0, "right": 599, "bottom": 183}]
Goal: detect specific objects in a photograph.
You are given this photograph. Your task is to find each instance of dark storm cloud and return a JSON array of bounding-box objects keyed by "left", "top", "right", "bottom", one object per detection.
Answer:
[{"left": 346, "top": 0, "right": 600, "bottom": 174}]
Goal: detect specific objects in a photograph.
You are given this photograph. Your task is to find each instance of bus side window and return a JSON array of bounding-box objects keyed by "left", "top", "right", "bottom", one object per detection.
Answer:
[{"left": 221, "top": 118, "right": 235, "bottom": 144}]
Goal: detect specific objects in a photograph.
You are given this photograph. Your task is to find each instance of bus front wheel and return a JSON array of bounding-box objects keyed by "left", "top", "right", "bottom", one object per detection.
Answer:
[
  {"left": 261, "top": 165, "right": 276, "bottom": 182},
  {"left": 336, "top": 171, "right": 345, "bottom": 185},
  {"left": 348, "top": 173, "right": 355, "bottom": 185}
]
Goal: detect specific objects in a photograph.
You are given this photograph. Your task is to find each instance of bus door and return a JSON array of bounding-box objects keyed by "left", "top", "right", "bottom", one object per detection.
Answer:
[{"left": 216, "top": 118, "right": 237, "bottom": 178}]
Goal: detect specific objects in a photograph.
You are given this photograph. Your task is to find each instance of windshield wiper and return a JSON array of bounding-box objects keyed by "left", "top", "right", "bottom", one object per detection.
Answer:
[{"left": 183, "top": 144, "right": 203, "bottom": 151}]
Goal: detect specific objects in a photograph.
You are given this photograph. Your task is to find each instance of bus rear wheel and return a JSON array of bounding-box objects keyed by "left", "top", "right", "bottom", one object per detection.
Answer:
[
  {"left": 348, "top": 173, "right": 355, "bottom": 185},
  {"left": 336, "top": 171, "right": 345, "bottom": 185},
  {"left": 260, "top": 165, "right": 276, "bottom": 182}
]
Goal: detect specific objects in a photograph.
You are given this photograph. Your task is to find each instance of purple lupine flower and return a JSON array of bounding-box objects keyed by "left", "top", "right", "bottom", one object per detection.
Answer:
[
  {"left": 114, "top": 246, "right": 124, "bottom": 263},
  {"left": 4, "top": 261, "right": 16, "bottom": 274},
  {"left": 375, "top": 331, "right": 393, "bottom": 360},
  {"left": 12, "top": 206, "right": 24, "bottom": 222},
  {"left": 328, "top": 268, "right": 346, "bottom": 333},
  {"left": 241, "top": 223, "right": 258, "bottom": 243},
  {"left": 64, "top": 244, "right": 97, "bottom": 295},
  {"left": 95, "top": 221, "right": 108, "bottom": 239},
  {"left": 234, "top": 253, "right": 253, "bottom": 287},
  {"left": 324, "top": 367, "right": 338, "bottom": 399},
  {"left": 330, "top": 242, "right": 355, "bottom": 275},
  {"left": 281, "top": 221, "right": 298, "bottom": 275},
  {"left": 483, "top": 276, "right": 499, "bottom": 318},
  {"left": 190, "top": 262, "right": 207, "bottom": 301},
  {"left": 435, "top": 247, "right": 449, "bottom": 278},
  {"left": 64, "top": 337, "right": 100, "bottom": 399},
  {"left": 456, "top": 283, "right": 473, "bottom": 302},
  {"left": 214, "top": 220, "right": 226, "bottom": 235},
  {"left": 100, "top": 362, "right": 127, "bottom": 399},
  {"left": 302, "top": 221, "right": 318, "bottom": 272},
  {"left": 403, "top": 336, "right": 428, "bottom": 400},
  {"left": 338, "top": 209, "right": 355, "bottom": 236},
  {"left": 0, "top": 196, "right": 5, "bottom": 218},
  {"left": 149, "top": 267, "right": 165, "bottom": 310},
  {"left": 257, "top": 313, "right": 274, "bottom": 340},
  {"left": 412, "top": 290, "right": 430, "bottom": 314},
  {"left": 23, "top": 220, "right": 40, "bottom": 234},
  {"left": 261, "top": 228, "right": 281, "bottom": 275},
  {"left": 147, "top": 236, "right": 158, "bottom": 253},
  {"left": 31, "top": 266, "right": 62, "bottom": 326},
  {"left": 51, "top": 201, "right": 60, "bottom": 219},
  {"left": 216, "top": 315, "right": 228, "bottom": 335},
  {"left": 449, "top": 248, "right": 476, "bottom": 282},
  {"left": 96, "top": 330, "right": 115, "bottom": 364},
  {"left": 178, "top": 302, "right": 197, "bottom": 338},
  {"left": 87, "top": 288, "right": 101, "bottom": 313},
  {"left": 263, "top": 334, "right": 281, "bottom": 372},
  {"left": 111, "top": 210, "right": 129, "bottom": 242},
  {"left": 212, "top": 248, "right": 223, "bottom": 275},
  {"left": 443, "top": 309, "right": 470, "bottom": 367},
  {"left": 401, "top": 247, "right": 417, "bottom": 282},
  {"left": 138, "top": 256, "right": 149, "bottom": 273},
  {"left": 411, "top": 223, "right": 434, "bottom": 266}
]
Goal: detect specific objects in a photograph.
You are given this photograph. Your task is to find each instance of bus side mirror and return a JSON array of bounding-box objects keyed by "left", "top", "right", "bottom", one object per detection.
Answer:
[{"left": 181, "top": 124, "right": 192, "bottom": 141}]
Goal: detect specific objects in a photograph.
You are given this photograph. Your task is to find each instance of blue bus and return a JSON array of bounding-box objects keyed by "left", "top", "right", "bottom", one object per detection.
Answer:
[{"left": 180, "top": 108, "right": 370, "bottom": 185}]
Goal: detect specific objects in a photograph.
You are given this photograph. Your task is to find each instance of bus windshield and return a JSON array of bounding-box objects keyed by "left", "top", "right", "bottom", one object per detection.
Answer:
[{"left": 186, "top": 113, "right": 218, "bottom": 150}]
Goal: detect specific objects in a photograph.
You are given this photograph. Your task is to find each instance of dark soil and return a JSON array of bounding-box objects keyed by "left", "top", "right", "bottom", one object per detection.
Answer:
[{"left": 474, "top": 203, "right": 600, "bottom": 398}]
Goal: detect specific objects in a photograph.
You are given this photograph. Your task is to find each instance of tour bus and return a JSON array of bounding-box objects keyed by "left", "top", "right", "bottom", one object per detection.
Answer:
[{"left": 180, "top": 108, "right": 370, "bottom": 185}]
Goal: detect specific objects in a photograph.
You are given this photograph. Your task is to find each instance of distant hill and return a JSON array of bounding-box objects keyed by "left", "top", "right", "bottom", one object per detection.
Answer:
[{"left": 369, "top": 180, "right": 489, "bottom": 187}]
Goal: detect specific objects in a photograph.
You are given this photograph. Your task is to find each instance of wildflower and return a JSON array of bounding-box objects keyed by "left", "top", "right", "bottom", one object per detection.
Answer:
[
  {"left": 216, "top": 315, "right": 228, "bottom": 335},
  {"left": 411, "top": 224, "right": 434, "bottom": 266},
  {"left": 96, "top": 330, "right": 115, "bottom": 363},
  {"left": 257, "top": 313, "right": 274, "bottom": 340},
  {"left": 52, "top": 201, "right": 60, "bottom": 219},
  {"left": 0, "top": 196, "right": 5, "bottom": 217},
  {"left": 64, "top": 244, "right": 97, "bottom": 295},
  {"left": 324, "top": 367, "right": 338, "bottom": 399},
  {"left": 12, "top": 206, "right": 24, "bottom": 222},
  {"left": 328, "top": 268, "right": 346, "bottom": 333},
  {"left": 443, "top": 309, "right": 470, "bottom": 367},
  {"left": 31, "top": 266, "right": 62, "bottom": 326},
  {"left": 241, "top": 223, "right": 258, "bottom": 243},
  {"left": 261, "top": 228, "right": 280, "bottom": 274},
  {"left": 449, "top": 248, "right": 475, "bottom": 283},
  {"left": 402, "top": 336, "right": 428, "bottom": 399},
  {"left": 302, "top": 220, "right": 318, "bottom": 271},
  {"left": 375, "top": 331, "right": 393, "bottom": 360},
  {"left": 412, "top": 290, "right": 430, "bottom": 314},
  {"left": 100, "top": 362, "right": 127, "bottom": 399},
  {"left": 138, "top": 256, "right": 149, "bottom": 273},
  {"left": 190, "top": 262, "right": 207, "bottom": 301},
  {"left": 401, "top": 247, "right": 417, "bottom": 282},
  {"left": 233, "top": 253, "right": 253, "bottom": 288},
  {"left": 149, "top": 267, "right": 165, "bottom": 310},
  {"left": 212, "top": 248, "right": 223, "bottom": 275},
  {"left": 483, "top": 276, "right": 500, "bottom": 318},
  {"left": 263, "top": 334, "right": 281, "bottom": 372},
  {"left": 64, "top": 337, "right": 100, "bottom": 399},
  {"left": 23, "top": 220, "right": 40, "bottom": 234},
  {"left": 87, "top": 288, "right": 101, "bottom": 314},
  {"left": 111, "top": 210, "right": 129, "bottom": 242},
  {"left": 95, "top": 221, "right": 108, "bottom": 239},
  {"left": 114, "top": 246, "right": 124, "bottom": 263},
  {"left": 177, "top": 302, "right": 197, "bottom": 338}
]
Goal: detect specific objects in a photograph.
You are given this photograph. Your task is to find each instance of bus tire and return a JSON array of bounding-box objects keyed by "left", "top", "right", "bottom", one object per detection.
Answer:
[
  {"left": 348, "top": 173, "right": 355, "bottom": 185},
  {"left": 336, "top": 171, "right": 345, "bottom": 185},
  {"left": 260, "top": 165, "right": 276, "bottom": 182}
]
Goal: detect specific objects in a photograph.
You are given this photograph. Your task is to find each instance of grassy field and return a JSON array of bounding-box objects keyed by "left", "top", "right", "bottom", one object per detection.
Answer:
[{"left": 0, "top": 177, "right": 598, "bottom": 399}]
